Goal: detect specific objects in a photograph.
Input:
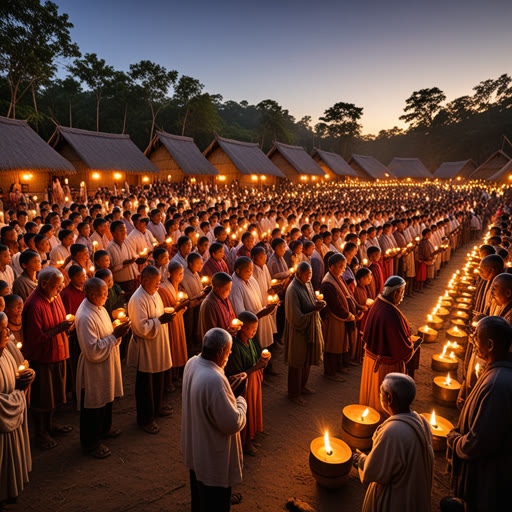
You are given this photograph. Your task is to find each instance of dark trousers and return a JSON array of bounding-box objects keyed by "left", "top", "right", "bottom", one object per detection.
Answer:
[
  {"left": 287, "top": 366, "right": 311, "bottom": 398},
  {"left": 190, "top": 470, "right": 231, "bottom": 512},
  {"left": 135, "top": 370, "right": 164, "bottom": 426},
  {"left": 80, "top": 389, "right": 113, "bottom": 451},
  {"left": 324, "top": 353, "right": 342, "bottom": 376}
]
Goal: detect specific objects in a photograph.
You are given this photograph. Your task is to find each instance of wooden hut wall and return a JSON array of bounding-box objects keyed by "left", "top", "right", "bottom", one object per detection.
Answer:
[
  {"left": 206, "top": 146, "right": 243, "bottom": 184},
  {"left": 348, "top": 160, "right": 370, "bottom": 180},
  {"left": 148, "top": 145, "right": 185, "bottom": 182},
  {"left": 268, "top": 152, "right": 301, "bottom": 181},
  {"left": 312, "top": 154, "right": 336, "bottom": 179},
  {"left": 0, "top": 170, "right": 50, "bottom": 195}
]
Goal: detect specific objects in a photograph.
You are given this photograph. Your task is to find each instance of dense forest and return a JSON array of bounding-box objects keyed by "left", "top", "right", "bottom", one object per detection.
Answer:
[{"left": 1, "top": 1, "right": 512, "bottom": 171}]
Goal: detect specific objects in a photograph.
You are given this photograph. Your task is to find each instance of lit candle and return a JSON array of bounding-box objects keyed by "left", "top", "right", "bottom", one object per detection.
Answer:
[
  {"left": 421, "top": 410, "right": 454, "bottom": 451},
  {"left": 177, "top": 291, "right": 188, "bottom": 301},
  {"left": 432, "top": 372, "right": 461, "bottom": 406},
  {"left": 365, "top": 298, "right": 374, "bottom": 306},
  {"left": 340, "top": 404, "right": 380, "bottom": 450},
  {"left": 315, "top": 291, "right": 324, "bottom": 300},
  {"left": 112, "top": 308, "right": 127, "bottom": 320},
  {"left": 164, "top": 307, "right": 175, "bottom": 314},
  {"left": 201, "top": 276, "right": 209, "bottom": 284},
  {"left": 16, "top": 341, "right": 22, "bottom": 349},
  {"left": 362, "top": 258, "right": 368, "bottom": 266},
  {"left": 166, "top": 237, "right": 172, "bottom": 244},
  {"left": 309, "top": 432, "right": 352, "bottom": 488},
  {"left": 261, "top": 349, "right": 271, "bottom": 359},
  {"left": 93, "top": 241, "right": 98, "bottom": 252},
  {"left": 231, "top": 318, "right": 243, "bottom": 328},
  {"left": 140, "top": 248, "right": 148, "bottom": 256},
  {"left": 65, "top": 314, "right": 75, "bottom": 322}
]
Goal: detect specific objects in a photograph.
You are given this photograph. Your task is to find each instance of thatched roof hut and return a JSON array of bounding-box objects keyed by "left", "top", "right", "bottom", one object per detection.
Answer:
[
  {"left": 145, "top": 131, "right": 218, "bottom": 183},
  {"left": 203, "top": 135, "right": 285, "bottom": 185},
  {"left": 347, "top": 154, "right": 394, "bottom": 180},
  {"left": 49, "top": 126, "right": 159, "bottom": 189},
  {"left": 469, "top": 150, "right": 511, "bottom": 180},
  {"left": 310, "top": 148, "right": 358, "bottom": 179},
  {"left": 0, "top": 116, "right": 76, "bottom": 195},
  {"left": 433, "top": 160, "right": 477, "bottom": 180},
  {"left": 267, "top": 141, "right": 325, "bottom": 182},
  {"left": 388, "top": 157, "right": 432, "bottom": 179},
  {"left": 487, "top": 160, "right": 512, "bottom": 184}
]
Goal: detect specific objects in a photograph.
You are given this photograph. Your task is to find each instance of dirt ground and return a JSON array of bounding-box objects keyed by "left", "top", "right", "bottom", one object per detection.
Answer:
[{"left": 12, "top": 245, "right": 471, "bottom": 512}]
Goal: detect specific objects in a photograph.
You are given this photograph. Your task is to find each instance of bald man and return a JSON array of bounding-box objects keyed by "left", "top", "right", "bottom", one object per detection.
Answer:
[
  {"left": 445, "top": 317, "right": 512, "bottom": 512},
  {"left": 75, "top": 278, "right": 131, "bottom": 458},
  {"left": 22, "top": 267, "right": 74, "bottom": 450},
  {"left": 491, "top": 272, "right": 512, "bottom": 325},
  {"left": 353, "top": 373, "right": 434, "bottom": 512},
  {"left": 473, "top": 254, "right": 504, "bottom": 316}
]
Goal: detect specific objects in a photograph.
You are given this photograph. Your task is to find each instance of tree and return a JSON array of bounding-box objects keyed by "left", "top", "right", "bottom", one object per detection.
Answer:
[
  {"left": 319, "top": 101, "right": 363, "bottom": 156},
  {"left": 0, "top": 0, "right": 79, "bottom": 118},
  {"left": 68, "top": 53, "right": 115, "bottom": 131},
  {"left": 173, "top": 75, "right": 204, "bottom": 135},
  {"left": 59, "top": 76, "right": 81, "bottom": 127},
  {"left": 472, "top": 74, "right": 511, "bottom": 112},
  {"left": 399, "top": 87, "right": 446, "bottom": 131},
  {"left": 129, "top": 60, "right": 177, "bottom": 143},
  {"left": 180, "top": 93, "right": 222, "bottom": 147},
  {"left": 256, "top": 99, "right": 294, "bottom": 149},
  {"left": 436, "top": 95, "right": 474, "bottom": 126}
]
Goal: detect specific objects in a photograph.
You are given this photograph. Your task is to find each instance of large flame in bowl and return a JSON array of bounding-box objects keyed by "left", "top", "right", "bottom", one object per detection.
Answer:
[{"left": 324, "top": 431, "right": 333, "bottom": 456}]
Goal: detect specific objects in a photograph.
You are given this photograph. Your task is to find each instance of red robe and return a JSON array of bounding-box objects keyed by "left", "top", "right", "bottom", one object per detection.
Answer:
[
  {"left": 60, "top": 283, "right": 85, "bottom": 315},
  {"left": 368, "top": 262, "right": 384, "bottom": 298},
  {"left": 201, "top": 257, "right": 229, "bottom": 278}
]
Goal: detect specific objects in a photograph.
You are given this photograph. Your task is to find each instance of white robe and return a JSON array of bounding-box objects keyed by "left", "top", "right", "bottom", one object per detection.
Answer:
[
  {"left": 49, "top": 243, "right": 70, "bottom": 266},
  {"left": 126, "top": 228, "right": 156, "bottom": 255},
  {"left": 252, "top": 263, "right": 277, "bottom": 334},
  {"left": 358, "top": 411, "right": 434, "bottom": 512},
  {"left": 181, "top": 355, "right": 246, "bottom": 487},
  {"left": 0, "top": 350, "right": 31, "bottom": 501},
  {"left": 0, "top": 265, "right": 15, "bottom": 288},
  {"left": 75, "top": 299, "right": 123, "bottom": 409},
  {"left": 127, "top": 286, "right": 172, "bottom": 373},
  {"left": 229, "top": 274, "right": 273, "bottom": 348}
]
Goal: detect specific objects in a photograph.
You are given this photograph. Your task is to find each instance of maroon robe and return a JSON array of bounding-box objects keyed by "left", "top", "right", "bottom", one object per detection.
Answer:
[
  {"left": 201, "top": 257, "right": 229, "bottom": 278},
  {"left": 60, "top": 283, "right": 85, "bottom": 316},
  {"left": 199, "top": 290, "right": 236, "bottom": 338},
  {"left": 368, "top": 262, "right": 384, "bottom": 298}
]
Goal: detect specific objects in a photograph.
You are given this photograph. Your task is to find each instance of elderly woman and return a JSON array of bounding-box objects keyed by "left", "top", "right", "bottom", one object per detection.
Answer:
[
  {"left": 284, "top": 261, "right": 325, "bottom": 405},
  {"left": 21, "top": 267, "right": 74, "bottom": 450}
]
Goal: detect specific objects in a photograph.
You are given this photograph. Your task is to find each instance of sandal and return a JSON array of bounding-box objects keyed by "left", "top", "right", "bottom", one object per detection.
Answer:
[
  {"left": 38, "top": 433, "right": 58, "bottom": 450},
  {"left": 89, "top": 444, "right": 111, "bottom": 459},
  {"left": 158, "top": 405, "right": 174, "bottom": 417},
  {"left": 230, "top": 493, "right": 243, "bottom": 506},
  {"left": 102, "top": 427, "right": 122, "bottom": 439},
  {"left": 142, "top": 422, "right": 160, "bottom": 435},
  {"left": 289, "top": 396, "right": 307, "bottom": 406},
  {"left": 51, "top": 424, "right": 73, "bottom": 435}
]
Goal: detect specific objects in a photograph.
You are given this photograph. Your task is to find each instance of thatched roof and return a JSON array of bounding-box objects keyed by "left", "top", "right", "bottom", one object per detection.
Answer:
[
  {"left": 470, "top": 150, "right": 511, "bottom": 180},
  {"left": 0, "top": 116, "right": 75, "bottom": 175},
  {"left": 50, "top": 126, "right": 159, "bottom": 174},
  {"left": 488, "top": 159, "right": 512, "bottom": 183},
  {"left": 268, "top": 142, "right": 325, "bottom": 176},
  {"left": 348, "top": 154, "right": 393, "bottom": 180},
  {"left": 388, "top": 157, "right": 432, "bottom": 178},
  {"left": 203, "top": 135, "right": 285, "bottom": 177},
  {"left": 311, "top": 148, "right": 358, "bottom": 177},
  {"left": 433, "top": 160, "right": 477, "bottom": 179},
  {"left": 147, "top": 131, "right": 218, "bottom": 176}
]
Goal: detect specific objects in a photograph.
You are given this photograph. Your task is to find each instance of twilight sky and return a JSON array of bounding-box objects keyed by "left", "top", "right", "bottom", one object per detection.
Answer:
[{"left": 55, "top": 0, "right": 512, "bottom": 134}]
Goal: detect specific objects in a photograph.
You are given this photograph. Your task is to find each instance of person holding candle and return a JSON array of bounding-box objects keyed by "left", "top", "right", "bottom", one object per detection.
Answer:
[
  {"left": 4, "top": 294, "right": 24, "bottom": 349},
  {"left": 0, "top": 244, "right": 15, "bottom": 290},
  {"left": 49, "top": 229, "right": 74, "bottom": 268},
  {"left": 224, "top": 311, "right": 269, "bottom": 456},
  {"left": 126, "top": 214, "right": 156, "bottom": 258},
  {"left": 320, "top": 253, "right": 358, "bottom": 380},
  {"left": 353, "top": 267, "right": 373, "bottom": 359},
  {"left": 415, "top": 228, "right": 435, "bottom": 292},
  {"left": 60, "top": 265, "right": 87, "bottom": 402},
  {"left": 201, "top": 242, "right": 230, "bottom": 279},
  {"left": 182, "top": 328, "right": 247, "bottom": 512},
  {"left": 90, "top": 218, "right": 110, "bottom": 252},
  {"left": 353, "top": 373, "right": 434, "bottom": 512},
  {"left": 310, "top": 235, "right": 325, "bottom": 291},
  {"left": 0, "top": 311, "right": 34, "bottom": 506},
  {"left": 95, "top": 269, "right": 126, "bottom": 321},
  {"left": 492, "top": 272, "right": 512, "bottom": 324},
  {"left": 198, "top": 272, "right": 238, "bottom": 339},
  {"left": 21, "top": 267, "right": 74, "bottom": 450},
  {"left": 171, "top": 235, "right": 193, "bottom": 269},
  {"left": 12, "top": 250, "right": 41, "bottom": 302},
  {"left": 75, "top": 278, "right": 131, "bottom": 458},
  {"left": 444, "top": 316, "right": 512, "bottom": 512},
  {"left": 359, "top": 275, "right": 421, "bottom": 417},
  {"left": 284, "top": 261, "right": 325, "bottom": 405},
  {"left": 127, "top": 265, "right": 175, "bottom": 434},
  {"left": 75, "top": 222, "right": 93, "bottom": 257},
  {"left": 147, "top": 209, "right": 166, "bottom": 244},
  {"left": 366, "top": 246, "right": 384, "bottom": 299}
]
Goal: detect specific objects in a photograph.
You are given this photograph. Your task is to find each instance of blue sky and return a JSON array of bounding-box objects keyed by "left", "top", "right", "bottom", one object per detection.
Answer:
[{"left": 55, "top": 0, "right": 512, "bottom": 134}]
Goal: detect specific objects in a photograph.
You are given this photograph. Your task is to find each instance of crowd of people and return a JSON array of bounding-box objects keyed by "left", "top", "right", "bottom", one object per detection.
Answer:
[{"left": 0, "top": 178, "right": 509, "bottom": 512}]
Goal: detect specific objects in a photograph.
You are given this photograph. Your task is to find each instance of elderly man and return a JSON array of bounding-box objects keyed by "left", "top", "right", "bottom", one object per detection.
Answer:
[
  {"left": 284, "top": 261, "right": 325, "bottom": 405},
  {"left": 444, "top": 317, "right": 512, "bottom": 512},
  {"left": 0, "top": 311, "right": 34, "bottom": 505},
  {"left": 182, "top": 328, "right": 247, "bottom": 512},
  {"left": 199, "top": 272, "right": 237, "bottom": 339},
  {"left": 491, "top": 272, "right": 512, "bottom": 323},
  {"left": 320, "top": 253, "right": 357, "bottom": 380},
  {"left": 359, "top": 275, "right": 421, "bottom": 417},
  {"left": 353, "top": 373, "right": 434, "bottom": 512},
  {"left": 126, "top": 214, "right": 156, "bottom": 256},
  {"left": 22, "top": 267, "right": 74, "bottom": 449},
  {"left": 75, "top": 278, "right": 131, "bottom": 458},
  {"left": 127, "top": 265, "right": 175, "bottom": 434}
]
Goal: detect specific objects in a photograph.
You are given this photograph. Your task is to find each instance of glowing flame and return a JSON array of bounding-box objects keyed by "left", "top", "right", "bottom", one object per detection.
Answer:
[
  {"left": 449, "top": 352, "right": 455, "bottom": 360},
  {"left": 16, "top": 342, "right": 22, "bottom": 349},
  {"left": 475, "top": 363, "right": 480, "bottom": 378},
  {"left": 427, "top": 314, "right": 433, "bottom": 322},
  {"left": 441, "top": 344, "right": 448, "bottom": 358},
  {"left": 445, "top": 373, "right": 452, "bottom": 386},
  {"left": 361, "top": 408, "right": 369, "bottom": 422},
  {"left": 430, "top": 410, "right": 438, "bottom": 429},
  {"left": 324, "top": 431, "right": 333, "bottom": 456},
  {"left": 18, "top": 364, "right": 25, "bottom": 372}
]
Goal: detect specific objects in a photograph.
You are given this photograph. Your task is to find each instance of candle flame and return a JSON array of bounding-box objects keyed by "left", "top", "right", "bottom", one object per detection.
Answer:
[
  {"left": 430, "top": 410, "right": 438, "bottom": 429},
  {"left": 441, "top": 344, "right": 448, "bottom": 358},
  {"left": 427, "top": 314, "right": 433, "bottom": 322},
  {"left": 445, "top": 373, "right": 452, "bottom": 386},
  {"left": 475, "top": 363, "right": 480, "bottom": 378},
  {"left": 16, "top": 342, "right": 22, "bottom": 349},
  {"left": 449, "top": 351, "right": 455, "bottom": 360},
  {"left": 324, "top": 430, "right": 333, "bottom": 455},
  {"left": 18, "top": 364, "right": 25, "bottom": 372},
  {"left": 361, "top": 408, "right": 369, "bottom": 421}
]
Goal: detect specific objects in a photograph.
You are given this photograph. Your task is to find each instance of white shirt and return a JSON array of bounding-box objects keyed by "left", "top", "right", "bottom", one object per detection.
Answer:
[
  {"left": 181, "top": 355, "right": 246, "bottom": 487},
  {"left": 106, "top": 239, "right": 138, "bottom": 283},
  {"left": 147, "top": 221, "right": 166, "bottom": 243},
  {"left": 49, "top": 244, "right": 70, "bottom": 267},
  {"left": 0, "top": 264, "right": 15, "bottom": 288},
  {"left": 127, "top": 228, "right": 156, "bottom": 255},
  {"left": 75, "top": 299, "right": 123, "bottom": 409},
  {"left": 127, "top": 286, "right": 172, "bottom": 373}
]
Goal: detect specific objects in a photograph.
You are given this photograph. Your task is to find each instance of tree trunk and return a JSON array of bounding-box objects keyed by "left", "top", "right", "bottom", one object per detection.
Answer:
[
  {"left": 122, "top": 103, "right": 128, "bottom": 134},
  {"left": 31, "top": 84, "right": 39, "bottom": 129},
  {"left": 260, "top": 127, "right": 265, "bottom": 149},
  {"left": 181, "top": 103, "right": 190, "bottom": 136},
  {"left": 69, "top": 98, "right": 72, "bottom": 127}
]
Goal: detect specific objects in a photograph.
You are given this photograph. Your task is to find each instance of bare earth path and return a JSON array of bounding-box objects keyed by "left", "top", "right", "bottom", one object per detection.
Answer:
[{"left": 14, "top": 244, "right": 471, "bottom": 512}]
